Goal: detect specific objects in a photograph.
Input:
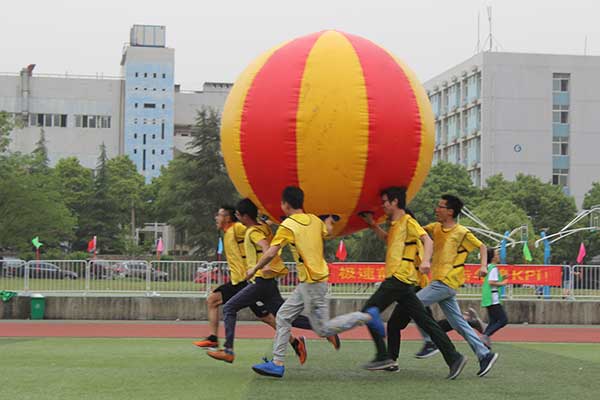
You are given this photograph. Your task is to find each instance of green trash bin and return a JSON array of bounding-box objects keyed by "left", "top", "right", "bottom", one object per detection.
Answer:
[{"left": 30, "top": 294, "right": 45, "bottom": 320}]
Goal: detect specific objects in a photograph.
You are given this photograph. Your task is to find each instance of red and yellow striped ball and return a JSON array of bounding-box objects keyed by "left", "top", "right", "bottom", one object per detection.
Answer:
[{"left": 221, "top": 30, "right": 434, "bottom": 236}]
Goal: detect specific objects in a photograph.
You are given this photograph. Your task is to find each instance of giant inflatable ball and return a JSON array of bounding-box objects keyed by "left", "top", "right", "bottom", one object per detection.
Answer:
[{"left": 221, "top": 30, "right": 434, "bottom": 236}]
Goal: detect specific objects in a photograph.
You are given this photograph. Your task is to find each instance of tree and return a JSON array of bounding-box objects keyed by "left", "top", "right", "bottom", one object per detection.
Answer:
[
  {"left": 77, "top": 143, "right": 123, "bottom": 253},
  {"left": 31, "top": 128, "right": 49, "bottom": 172},
  {"left": 106, "top": 155, "right": 145, "bottom": 229},
  {"left": 153, "top": 107, "right": 238, "bottom": 256},
  {"left": 0, "top": 111, "right": 13, "bottom": 153},
  {"left": 408, "top": 161, "right": 480, "bottom": 225}
]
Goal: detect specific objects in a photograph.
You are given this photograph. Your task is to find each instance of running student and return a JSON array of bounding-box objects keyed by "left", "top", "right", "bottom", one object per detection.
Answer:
[
  {"left": 193, "top": 206, "right": 270, "bottom": 349},
  {"left": 206, "top": 198, "right": 340, "bottom": 364},
  {"left": 478, "top": 247, "right": 509, "bottom": 349},
  {"left": 358, "top": 187, "right": 467, "bottom": 378},
  {"left": 414, "top": 194, "right": 499, "bottom": 377},
  {"left": 249, "top": 186, "right": 384, "bottom": 378}
]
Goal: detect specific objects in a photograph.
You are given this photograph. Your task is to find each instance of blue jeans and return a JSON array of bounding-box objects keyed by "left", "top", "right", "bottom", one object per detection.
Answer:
[{"left": 417, "top": 280, "right": 490, "bottom": 361}]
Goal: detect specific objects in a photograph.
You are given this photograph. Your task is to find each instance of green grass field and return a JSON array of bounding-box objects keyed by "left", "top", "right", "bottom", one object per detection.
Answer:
[{"left": 1, "top": 338, "right": 598, "bottom": 400}]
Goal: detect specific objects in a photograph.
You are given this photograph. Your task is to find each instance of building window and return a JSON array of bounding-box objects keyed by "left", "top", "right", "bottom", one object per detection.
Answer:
[
  {"left": 142, "top": 149, "right": 146, "bottom": 171},
  {"left": 82, "top": 115, "right": 88, "bottom": 128},
  {"left": 552, "top": 168, "right": 568, "bottom": 187},
  {"left": 162, "top": 73, "right": 166, "bottom": 79},
  {"left": 152, "top": 149, "right": 155, "bottom": 155},
  {"left": 552, "top": 105, "right": 569, "bottom": 124},
  {"left": 144, "top": 103, "right": 156, "bottom": 109},
  {"left": 161, "top": 149, "right": 165, "bottom": 155},
  {"left": 134, "top": 133, "right": 137, "bottom": 139},
  {"left": 134, "top": 118, "right": 138, "bottom": 124},
  {"left": 161, "top": 121, "right": 165, "bottom": 139},
  {"left": 552, "top": 137, "right": 569, "bottom": 156},
  {"left": 88, "top": 116, "right": 97, "bottom": 128},
  {"left": 153, "top": 73, "right": 157, "bottom": 78},
  {"left": 135, "top": 103, "right": 138, "bottom": 108},
  {"left": 135, "top": 72, "right": 138, "bottom": 77},
  {"left": 553, "top": 73, "right": 570, "bottom": 92},
  {"left": 75, "top": 115, "right": 82, "bottom": 128},
  {"left": 143, "top": 134, "right": 147, "bottom": 145},
  {"left": 161, "top": 104, "right": 165, "bottom": 109},
  {"left": 152, "top": 134, "right": 156, "bottom": 139},
  {"left": 151, "top": 164, "right": 155, "bottom": 170},
  {"left": 134, "top": 149, "right": 137, "bottom": 154},
  {"left": 144, "top": 73, "right": 147, "bottom": 78}
]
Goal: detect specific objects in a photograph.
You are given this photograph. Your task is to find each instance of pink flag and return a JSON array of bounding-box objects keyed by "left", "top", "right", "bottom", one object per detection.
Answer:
[
  {"left": 336, "top": 240, "right": 347, "bottom": 261},
  {"left": 576, "top": 242, "right": 586, "bottom": 264},
  {"left": 156, "top": 237, "right": 164, "bottom": 254}
]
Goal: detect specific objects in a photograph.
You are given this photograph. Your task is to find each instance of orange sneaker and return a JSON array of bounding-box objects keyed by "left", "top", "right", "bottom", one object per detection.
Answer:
[
  {"left": 207, "top": 348, "right": 235, "bottom": 363},
  {"left": 193, "top": 337, "right": 218, "bottom": 349},
  {"left": 291, "top": 336, "right": 307, "bottom": 365},
  {"left": 327, "top": 334, "right": 341, "bottom": 350}
]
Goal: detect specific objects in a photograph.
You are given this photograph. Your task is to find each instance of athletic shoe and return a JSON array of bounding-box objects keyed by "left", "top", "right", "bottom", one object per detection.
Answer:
[
  {"left": 481, "top": 334, "right": 492, "bottom": 349},
  {"left": 365, "top": 307, "right": 386, "bottom": 337},
  {"left": 327, "top": 334, "right": 341, "bottom": 350},
  {"left": 477, "top": 352, "right": 499, "bottom": 377},
  {"left": 415, "top": 342, "right": 440, "bottom": 359},
  {"left": 362, "top": 358, "right": 397, "bottom": 371},
  {"left": 467, "top": 307, "right": 486, "bottom": 334},
  {"left": 384, "top": 361, "right": 400, "bottom": 372},
  {"left": 291, "top": 336, "right": 307, "bottom": 365},
  {"left": 207, "top": 348, "right": 235, "bottom": 363},
  {"left": 252, "top": 360, "right": 285, "bottom": 378},
  {"left": 446, "top": 354, "right": 468, "bottom": 380},
  {"left": 193, "top": 336, "right": 218, "bottom": 349}
]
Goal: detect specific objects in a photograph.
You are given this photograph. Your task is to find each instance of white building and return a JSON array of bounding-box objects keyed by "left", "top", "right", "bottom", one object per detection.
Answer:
[
  {"left": 424, "top": 51, "right": 600, "bottom": 207},
  {"left": 0, "top": 25, "right": 231, "bottom": 181}
]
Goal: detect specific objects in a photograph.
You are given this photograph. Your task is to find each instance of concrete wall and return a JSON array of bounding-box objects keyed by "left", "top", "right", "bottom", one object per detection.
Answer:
[{"left": 1, "top": 296, "right": 598, "bottom": 324}]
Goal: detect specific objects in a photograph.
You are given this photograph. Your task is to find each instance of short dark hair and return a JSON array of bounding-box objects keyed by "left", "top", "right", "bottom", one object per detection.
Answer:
[
  {"left": 220, "top": 205, "right": 237, "bottom": 221},
  {"left": 282, "top": 186, "right": 304, "bottom": 209},
  {"left": 236, "top": 198, "right": 258, "bottom": 220},
  {"left": 487, "top": 247, "right": 496, "bottom": 264},
  {"left": 380, "top": 187, "right": 407, "bottom": 210},
  {"left": 441, "top": 194, "right": 463, "bottom": 217}
]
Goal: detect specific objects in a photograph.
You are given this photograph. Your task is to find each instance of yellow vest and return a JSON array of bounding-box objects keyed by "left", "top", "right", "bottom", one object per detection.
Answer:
[
  {"left": 414, "top": 240, "right": 430, "bottom": 288},
  {"left": 385, "top": 215, "right": 421, "bottom": 285},
  {"left": 280, "top": 214, "right": 329, "bottom": 283},
  {"left": 223, "top": 222, "right": 247, "bottom": 285},
  {"left": 429, "top": 223, "right": 472, "bottom": 289},
  {"left": 245, "top": 223, "right": 288, "bottom": 279}
]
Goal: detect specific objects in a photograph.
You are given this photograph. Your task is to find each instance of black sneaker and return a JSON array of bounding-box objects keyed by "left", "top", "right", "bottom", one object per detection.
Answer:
[
  {"left": 477, "top": 352, "right": 499, "bottom": 377},
  {"left": 362, "top": 358, "right": 397, "bottom": 371},
  {"left": 415, "top": 342, "right": 440, "bottom": 359},
  {"left": 384, "top": 361, "right": 400, "bottom": 372},
  {"left": 447, "top": 354, "right": 468, "bottom": 380}
]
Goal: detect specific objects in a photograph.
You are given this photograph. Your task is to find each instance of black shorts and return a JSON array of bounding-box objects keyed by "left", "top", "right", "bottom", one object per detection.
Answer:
[{"left": 214, "top": 281, "right": 268, "bottom": 317}]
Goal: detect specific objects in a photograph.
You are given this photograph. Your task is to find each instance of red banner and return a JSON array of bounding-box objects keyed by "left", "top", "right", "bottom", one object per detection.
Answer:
[{"left": 328, "top": 263, "right": 563, "bottom": 286}]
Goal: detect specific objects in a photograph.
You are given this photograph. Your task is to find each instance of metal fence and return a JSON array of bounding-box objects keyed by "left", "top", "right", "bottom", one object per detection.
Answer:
[{"left": 1, "top": 260, "right": 599, "bottom": 300}]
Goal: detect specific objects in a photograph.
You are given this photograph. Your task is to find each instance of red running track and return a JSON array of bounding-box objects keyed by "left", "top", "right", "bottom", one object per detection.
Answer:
[{"left": 1, "top": 322, "right": 599, "bottom": 343}]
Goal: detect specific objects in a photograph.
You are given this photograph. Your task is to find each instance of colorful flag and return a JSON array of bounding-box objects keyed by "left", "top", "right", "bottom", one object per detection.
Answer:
[
  {"left": 523, "top": 242, "right": 533, "bottom": 262},
  {"left": 336, "top": 240, "right": 348, "bottom": 261},
  {"left": 576, "top": 242, "right": 586, "bottom": 264},
  {"left": 31, "top": 237, "right": 43, "bottom": 249},
  {"left": 156, "top": 237, "right": 164, "bottom": 254},
  {"left": 217, "top": 237, "right": 224, "bottom": 255},
  {"left": 87, "top": 236, "right": 97, "bottom": 253}
]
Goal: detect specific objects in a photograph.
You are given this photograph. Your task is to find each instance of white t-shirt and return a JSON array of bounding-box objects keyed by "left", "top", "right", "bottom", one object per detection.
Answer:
[{"left": 488, "top": 267, "right": 500, "bottom": 305}]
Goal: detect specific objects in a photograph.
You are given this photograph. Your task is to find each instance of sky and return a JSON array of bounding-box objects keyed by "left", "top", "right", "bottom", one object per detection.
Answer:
[{"left": 1, "top": 0, "right": 597, "bottom": 89}]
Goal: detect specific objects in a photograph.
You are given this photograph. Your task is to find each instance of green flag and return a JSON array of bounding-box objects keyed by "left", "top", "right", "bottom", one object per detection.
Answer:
[
  {"left": 523, "top": 242, "right": 533, "bottom": 262},
  {"left": 32, "top": 236, "right": 43, "bottom": 249}
]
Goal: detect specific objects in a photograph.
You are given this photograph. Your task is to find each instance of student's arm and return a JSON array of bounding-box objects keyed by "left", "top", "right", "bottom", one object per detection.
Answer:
[
  {"left": 246, "top": 244, "right": 281, "bottom": 280},
  {"left": 478, "top": 244, "right": 488, "bottom": 277},
  {"left": 489, "top": 279, "right": 508, "bottom": 287},
  {"left": 418, "top": 233, "right": 433, "bottom": 274},
  {"left": 360, "top": 212, "right": 387, "bottom": 242}
]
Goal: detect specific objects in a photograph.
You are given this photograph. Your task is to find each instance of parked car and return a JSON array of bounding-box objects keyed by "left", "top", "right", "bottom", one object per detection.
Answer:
[
  {"left": 11, "top": 262, "right": 78, "bottom": 280},
  {"left": 121, "top": 262, "right": 169, "bottom": 281},
  {"left": 1, "top": 258, "right": 23, "bottom": 277},
  {"left": 90, "top": 261, "right": 127, "bottom": 280}
]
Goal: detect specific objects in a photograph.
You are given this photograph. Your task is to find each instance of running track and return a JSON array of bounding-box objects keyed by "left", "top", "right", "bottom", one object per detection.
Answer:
[{"left": 1, "top": 321, "right": 599, "bottom": 343}]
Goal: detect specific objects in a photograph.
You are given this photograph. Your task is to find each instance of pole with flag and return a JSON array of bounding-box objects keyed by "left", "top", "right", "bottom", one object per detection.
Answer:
[
  {"left": 576, "top": 242, "right": 586, "bottom": 264},
  {"left": 336, "top": 240, "right": 348, "bottom": 262},
  {"left": 31, "top": 236, "right": 43, "bottom": 268},
  {"left": 500, "top": 230, "right": 509, "bottom": 264},
  {"left": 156, "top": 237, "right": 164, "bottom": 261},
  {"left": 540, "top": 231, "right": 551, "bottom": 264},
  {"left": 523, "top": 241, "right": 533, "bottom": 262},
  {"left": 87, "top": 236, "right": 97, "bottom": 260},
  {"left": 217, "top": 237, "right": 224, "bottom": 262}
]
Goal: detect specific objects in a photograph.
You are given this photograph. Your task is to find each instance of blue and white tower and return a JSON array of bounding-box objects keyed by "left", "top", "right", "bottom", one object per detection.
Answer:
[{"left": 121, "top": 25, "right": 174, "bottom": 182}]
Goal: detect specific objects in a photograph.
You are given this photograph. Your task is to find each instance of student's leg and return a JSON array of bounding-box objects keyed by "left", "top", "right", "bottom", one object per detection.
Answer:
[
  {"left": 387, "top": 303, "right": 411, "bottom": 361},
  {"left": 483, "top": 304, "right": 508, "bottom": 337},
  {"left": 222, "top": 283, "right": 265, "bottom": 350},
  {"left": 272, "top": 286, "right": 307, "bottom": 364}
]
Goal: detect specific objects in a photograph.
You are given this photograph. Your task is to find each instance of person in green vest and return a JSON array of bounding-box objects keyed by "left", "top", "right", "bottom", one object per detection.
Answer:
[{"left": 480, "top": 247, "right": 509, "bottom": 349}]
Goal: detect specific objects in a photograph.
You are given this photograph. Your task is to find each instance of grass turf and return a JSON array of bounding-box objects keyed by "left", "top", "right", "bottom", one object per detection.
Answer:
[{"left": 0, "top": 338, "right": 598, "bottom": 400}]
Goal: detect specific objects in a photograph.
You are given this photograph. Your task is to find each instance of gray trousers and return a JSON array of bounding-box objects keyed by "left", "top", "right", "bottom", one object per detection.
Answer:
[{"left": 273, "top": 282, "right": 370, "bottom": 362}]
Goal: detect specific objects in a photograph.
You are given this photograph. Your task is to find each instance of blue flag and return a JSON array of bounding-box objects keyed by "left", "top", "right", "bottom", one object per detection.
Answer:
[
  {"left": 541, "top": 231, "right": 551, "bottom": 264},
  {"left": 500, "top": 231, "right": 509, "bottom": 264},
  {"left": 217, "top": 237, "right": 224, "bottom": 255}
]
